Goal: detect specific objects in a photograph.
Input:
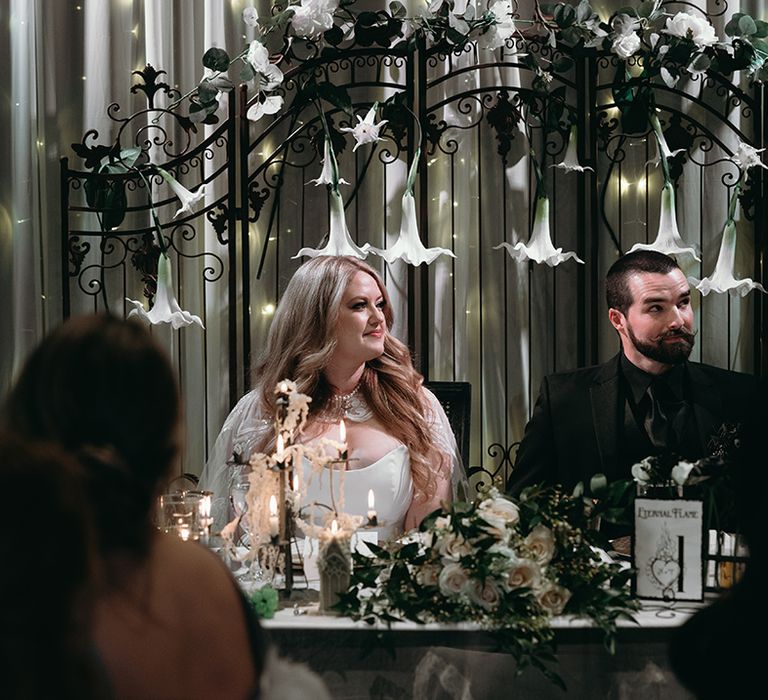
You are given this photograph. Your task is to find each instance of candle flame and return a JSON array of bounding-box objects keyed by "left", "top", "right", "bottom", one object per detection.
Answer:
[
  {"left": 331, "top": 519, "right": 339, "bottom": 535},
  {"left": 276, "top": 433, "right": 284, "bottom": 461},
  {"left": 339, "top": 419, "right": 346, "bottom": 443},
  {"left": 368, "top": 488, "right": 375, "bottom": 509},
  {"left": 269, "top": 494, "right": 278, "bottom": 516},
  {"left": 292, "top": 474, "right": 299, "bottom": 492}
]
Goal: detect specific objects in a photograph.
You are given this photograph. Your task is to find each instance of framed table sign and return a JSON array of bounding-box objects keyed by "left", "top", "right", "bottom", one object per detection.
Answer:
[{"left": 633, "top": 498, "right": 704, "bottom": 601}]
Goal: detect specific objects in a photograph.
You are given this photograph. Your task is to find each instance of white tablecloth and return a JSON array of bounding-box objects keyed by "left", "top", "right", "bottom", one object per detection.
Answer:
[{"left": 261, "top": 598, "right": 700, "bottom": 699}]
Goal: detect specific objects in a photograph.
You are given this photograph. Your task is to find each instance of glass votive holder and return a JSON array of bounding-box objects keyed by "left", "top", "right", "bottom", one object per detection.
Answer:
[{"left": 157, "top": 492, "right": 204, "bottom": 541}]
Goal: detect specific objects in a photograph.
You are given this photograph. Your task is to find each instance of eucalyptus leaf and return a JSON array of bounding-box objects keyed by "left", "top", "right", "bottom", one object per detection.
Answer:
[
  {"left": 589, "top": 473, "right": 608, "bottom": 493},
  {"left": 575, "top": 0, "right": 592, "bottom": 24},
  {"left": 240, "top": 62, "right": 256, "bottom": 82},
  {"left": 660, "top": 66, "right": 678, "bottom": 88},
  {"left": 202, "top": 47, "right": 230, "bottom": 72},
  {"left": 637, "top": 0, "right": 657, "bottom": 19},
  {"left": 389, "top": 1, "right": 406, "bottom": 19},
  {"left": 739, "top": 14, "right": 757, "bottom": 37},
  {"left": 197, "top": 81, "right": 218, "bottom": 103},
  {"left": 725, "top": 14, "right": 745, "bottom": 38},
  {"left": 689, "top": 53, "right": 711, "bottom": 73}
]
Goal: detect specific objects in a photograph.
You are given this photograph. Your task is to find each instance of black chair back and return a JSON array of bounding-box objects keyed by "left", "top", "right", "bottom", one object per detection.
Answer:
[{"left": 424, "top": 381, "right": 471, "bottom": 467}]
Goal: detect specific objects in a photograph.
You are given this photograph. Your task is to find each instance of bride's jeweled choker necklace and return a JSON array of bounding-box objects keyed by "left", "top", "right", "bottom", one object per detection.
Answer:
[{"left": 321, "top": 383, "right": 373, "bottom": 423}]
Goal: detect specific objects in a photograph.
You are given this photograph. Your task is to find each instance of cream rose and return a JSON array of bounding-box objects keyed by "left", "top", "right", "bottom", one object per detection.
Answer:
[
  {"left": 416, "top": 564, "right": 440, "bottom": 588},
  {"left": 505, "top": 558, "right": 541, "bottom": 591},
  {"left": 468, "top": 578, "right": 502, "bottom": 611},
  {"left": 524, "top": 524, "right": 556, "bottom": 566},
  {"left": 612, "top": 32, "right": 641, "bottom": 60},
  {"left": 537, "top": 582, "right": 572, "bottom": 616},
  {"left": 438, "top": 562, "right": 469, "bottom": 596},
  {"left": 664, "top": 12, "right": 718, "bottom": 48},
  {"left": 437, "top": 532, "right": 474, "bottom": 561},
  {"left": 478, "top": 497, "right": 520, "bottom": 534}
]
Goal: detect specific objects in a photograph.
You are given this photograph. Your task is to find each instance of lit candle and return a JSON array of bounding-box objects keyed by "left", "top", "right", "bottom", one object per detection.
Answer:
[
  {"left": 269, "top": 495, "right": 279, "bottom": 538},
  {"left": 367, "top": 488, "right": 378, "bottom": 527},
  {"left": 276, "top": 433, "right": 285, "bottom": 465},
  {"left": 339, "top": 420, "right": 348, "bottom": 470},
  {"left": 179, "top": 525, "right": 191, "bottom": 542},
  {"left": 292, "top": 473, "right": 299, "bottom": 493},
  {"left": 330, "top": 518, "right": 339, "bottom": 536}
]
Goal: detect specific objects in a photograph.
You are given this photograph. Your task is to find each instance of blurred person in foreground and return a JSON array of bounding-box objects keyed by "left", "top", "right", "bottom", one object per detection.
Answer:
[{"left": 2, "top": 314, "right": 329, "bottom": 700}]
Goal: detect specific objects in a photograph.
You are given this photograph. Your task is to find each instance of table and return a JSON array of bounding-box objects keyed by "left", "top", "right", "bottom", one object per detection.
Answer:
[{"left": 262, "top": 596, "right": 700, "bottom": 699}]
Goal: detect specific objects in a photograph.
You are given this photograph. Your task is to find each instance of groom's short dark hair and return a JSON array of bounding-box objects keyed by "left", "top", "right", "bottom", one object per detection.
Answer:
[{"left": 606, "top": 251, "right": 680, "bottom": 314}]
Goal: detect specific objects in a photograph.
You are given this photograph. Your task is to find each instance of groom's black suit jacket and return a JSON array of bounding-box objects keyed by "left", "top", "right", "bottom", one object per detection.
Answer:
[{"left": 507, "top": 353, "right": 763, "bottom": 496}]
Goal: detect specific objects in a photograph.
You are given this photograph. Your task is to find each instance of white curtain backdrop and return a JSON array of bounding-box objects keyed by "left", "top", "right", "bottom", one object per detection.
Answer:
[{"left": 1, "top": 0, "right": 763, "bottom": 477}]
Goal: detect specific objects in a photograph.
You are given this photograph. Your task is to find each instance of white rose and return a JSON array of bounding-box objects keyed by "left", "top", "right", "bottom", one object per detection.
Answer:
[
  {"left": 524, "top": 524, "right": 556, "bottom": 566},
  {"left": 468, "top": 578, "right": 502, "bottom": 611},
  {"left": 612, "top": 32, "right": 641, "bottom": 60},
  {"left": 242, "top": 6, "right": 259, "bottom": 27},
  {"left": 478, "top": 497, "right": 520, "bottom": 534},
  {"left": 631, "top": 460, "right": 652, "bottom": 484},
  {"left": 537, "top": 582, "right": 572, "bottom": 616},
  {"left": 664, "top": 12, "right": 718, "bottom": 48},
  {"left": 437, "top": 532, "right": 473, "bottom": 561},
  {"left": 290, "top": 0, "right": 338, "bottom": 38},
  {"left": 505, "top": 558, "right": 541, "bottom": 591},
  {"left": 611, "top": 13, "right": 640, "bottom": 37},
  {"left": 438, "top": 562, "right": 469, "bottom": 596},
  {"left": 671, "top": 460, "right": 696, "bottom": 486},
  {"left": 434, "top": 515, "right": 452, "bottom": 530}
]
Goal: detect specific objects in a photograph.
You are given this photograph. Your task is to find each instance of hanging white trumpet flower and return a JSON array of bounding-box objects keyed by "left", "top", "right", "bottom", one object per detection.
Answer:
[
  {"left": 494, "top": 196, "right": 584, "bottom": 266},
  {"left": 369, "top": 149, "right": 455, "bottom": 266},
  {"left": 340, "top": 103, "right": 388, "bottom": 152},
  {"left": 158, "top": 168, "right": 208, "bottom": 219},
  {"left": 294, "top": 187, "right": 370, "bottom": 258},
  {"left": 295, "top": 137, "right": 369, "bottom": 259},
  {"left": 552, "top": 125, "right": 593, "bottom": 173},
  {"left": 126, "top": 252, "right": 205, "bottom": 329},
  {"left": 308, "top": 137, "right": 349, "bottom": 187},
  {"left": 689, "top": 183, "right": 765, "bottom": 296},
  {"left": 690, "top": 219, "right": 765, "bottom": 296},
  {"left": 629, "top": 181, "right": 700, "bottom": 260}
]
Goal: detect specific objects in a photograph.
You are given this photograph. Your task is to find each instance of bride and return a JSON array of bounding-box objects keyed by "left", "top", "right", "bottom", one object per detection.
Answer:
[{"left": 201, "top": 256, "right": 467, "bottom": 537}]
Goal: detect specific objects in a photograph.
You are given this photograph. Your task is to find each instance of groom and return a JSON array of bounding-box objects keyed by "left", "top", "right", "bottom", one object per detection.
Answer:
[{"left": 507, "top": 250, "right": 763, "bottom": 496}]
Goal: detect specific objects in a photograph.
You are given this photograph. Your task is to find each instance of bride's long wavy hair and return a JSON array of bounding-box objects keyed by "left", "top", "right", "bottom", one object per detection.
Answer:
[{"left": 252, "top": 256, "right": 437, "bottom": 499}]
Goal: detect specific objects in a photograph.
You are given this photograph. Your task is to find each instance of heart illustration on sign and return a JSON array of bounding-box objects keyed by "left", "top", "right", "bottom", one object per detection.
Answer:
[{"left": 651, "top": 558, "right": 680, "bottom": 589}]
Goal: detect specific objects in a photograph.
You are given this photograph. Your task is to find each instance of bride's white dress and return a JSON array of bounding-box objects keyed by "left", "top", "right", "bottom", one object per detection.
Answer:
[
  {"left": 301, "top": 444, "right": 411, "bottom": 540},
  {"left": 200, "top": 387, "right": 466, "bottom": 535}
]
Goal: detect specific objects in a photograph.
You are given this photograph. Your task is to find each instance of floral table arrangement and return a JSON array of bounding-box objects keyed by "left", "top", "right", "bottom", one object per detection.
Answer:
[{"left": 335, "top": 485, "right": 638, "bottom": 687}]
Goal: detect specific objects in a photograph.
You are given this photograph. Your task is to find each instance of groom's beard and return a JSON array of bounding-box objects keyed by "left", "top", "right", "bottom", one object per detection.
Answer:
[{"left": 627, "top": 324, "right": 696, "bottom": 365}]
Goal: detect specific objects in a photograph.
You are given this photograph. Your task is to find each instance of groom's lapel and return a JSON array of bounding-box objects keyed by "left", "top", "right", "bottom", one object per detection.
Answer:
[
  {"left": 589, "top": 356, "right": 621, "bottom": 475},
  {"left": 686, "top": 362, "right": 722, "bottom": 452}
]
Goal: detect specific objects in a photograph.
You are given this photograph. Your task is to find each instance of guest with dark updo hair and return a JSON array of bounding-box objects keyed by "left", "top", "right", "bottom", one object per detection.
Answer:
[
  {"left": 0, "top": 435, "right": 107, "bottom": 699},
  {"left": 1, "top": 315, "right": 267, "bottom": 699}
]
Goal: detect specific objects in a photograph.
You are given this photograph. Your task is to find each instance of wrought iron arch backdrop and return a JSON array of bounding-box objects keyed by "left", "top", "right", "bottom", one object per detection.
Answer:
[{"left": 61, "top": 10, "right": 767, "bottom": 488}]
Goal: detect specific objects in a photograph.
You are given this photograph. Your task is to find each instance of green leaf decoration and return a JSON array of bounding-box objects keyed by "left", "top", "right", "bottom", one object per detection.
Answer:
[
  {"left": 754, "top": 20, "right": 768, "bottom": 39},
  {"left": 202, "top": 46, "right": 230, "bottom": 72},
  {"left": 240, "top": 62, "right": 255, "bottom": 82},
  {"left": 575, "top": 0, "right": 592, "bottom": 24},
  {"left": 739, "top": 14, "right": 757, "bottom": 37}
]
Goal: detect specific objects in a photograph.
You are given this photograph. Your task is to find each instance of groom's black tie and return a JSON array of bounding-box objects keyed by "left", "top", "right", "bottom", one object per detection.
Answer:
[{"left": 644, "top": 378, "right": 685, "bottom": 451}]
